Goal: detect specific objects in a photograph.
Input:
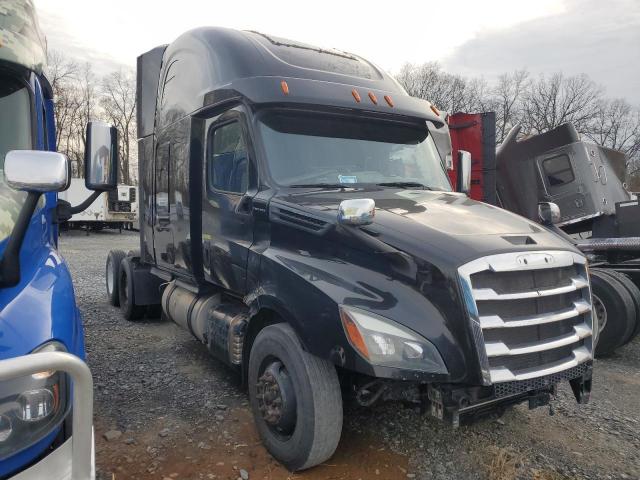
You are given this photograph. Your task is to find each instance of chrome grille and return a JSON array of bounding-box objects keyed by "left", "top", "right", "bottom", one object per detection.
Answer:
[{"left": 458, "top": 251, "right": 593, "bottom": 385}]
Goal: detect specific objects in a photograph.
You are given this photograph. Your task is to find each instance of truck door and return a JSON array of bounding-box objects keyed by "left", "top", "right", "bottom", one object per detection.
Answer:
[
  {"left": 201, "top": 107, "right": 255, "bottom": 294},
  {"left": 153, "top": 137, "right": 175, "bottom": 267}
]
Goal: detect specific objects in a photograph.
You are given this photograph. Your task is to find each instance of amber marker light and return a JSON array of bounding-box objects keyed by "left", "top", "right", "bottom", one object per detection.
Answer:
[
  {"left": 384, "top": 95, "right": 394, "bottom": 107},
  {"left": 430, "top": 104, "right": 440, "bottom": 116},
  {"left": 340, "top": 309, "right": 370, "bottom": 359},
  {"left": 280, "top": 80, "right": 289, "bottom": 95},
  {"left": 368, "top": 92, "right": 378, "bottom": 105},
  {"left": 352, "top": 89, "right": 362, "bottom": 103}
]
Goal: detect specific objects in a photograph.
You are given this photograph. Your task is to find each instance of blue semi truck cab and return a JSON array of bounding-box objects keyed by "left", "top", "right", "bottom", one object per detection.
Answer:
[{"left": 0, "top": 1, "right": 118, "bottom": 478}]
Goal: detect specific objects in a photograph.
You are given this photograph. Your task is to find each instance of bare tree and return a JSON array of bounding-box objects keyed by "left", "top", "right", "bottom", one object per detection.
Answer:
[
  {"left": 490, "top": 70, "right": 529, "bottom": 143},
  {"left": 101, "top": 69, "right": 137, "bottom": 184},
  {"left": 45, "top": 51, "right": 79, "bottom": 152},
  {"left": 586, "top": 99, "right": 640, "bottom": 159},
  {"left": 396, "top": 62, "right": 486, "bottom": 114},
  {"left": 520, "top": 73, "right": 603, "bottom": 135}
]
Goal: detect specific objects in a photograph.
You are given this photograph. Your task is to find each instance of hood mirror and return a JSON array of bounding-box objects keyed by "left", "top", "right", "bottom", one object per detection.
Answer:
[
  {"left": 338, "top": 199, "right": 375, "bottom": 226},
  {"left": 4, "top": 150, "right": 70, "bottom": 192},
  {"left": 538, "top": 202, "right": 561, "bottom": 226}
]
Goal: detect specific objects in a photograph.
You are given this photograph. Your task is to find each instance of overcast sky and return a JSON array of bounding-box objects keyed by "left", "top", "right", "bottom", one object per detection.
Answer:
[{"left": 34, "top": 0, "right": 640, "bottom": 104}]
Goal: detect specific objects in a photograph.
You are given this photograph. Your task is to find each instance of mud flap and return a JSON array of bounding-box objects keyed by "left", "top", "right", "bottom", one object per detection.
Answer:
[{"left": 570, "top": 365, "right": 593, "bottom": 404}]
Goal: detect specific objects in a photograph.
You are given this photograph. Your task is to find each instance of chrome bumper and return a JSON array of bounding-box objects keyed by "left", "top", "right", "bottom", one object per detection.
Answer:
[
  {"left": 11, "top": 432, "right": 95, "bottom": 480},
  {"left": 0, "top": 352, "right": 94, "bottom": 480}
]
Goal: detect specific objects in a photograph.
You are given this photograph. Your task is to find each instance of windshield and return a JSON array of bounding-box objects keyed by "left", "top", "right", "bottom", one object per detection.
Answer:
[
  {"left": 0, "top": 75, "right": 32, "bottom": 242},
  {"left": 257, "top": 110, "right": 451, "bottom": 190}
]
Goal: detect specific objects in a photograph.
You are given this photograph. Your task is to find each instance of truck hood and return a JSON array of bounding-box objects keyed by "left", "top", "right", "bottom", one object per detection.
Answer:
[
  {"left": 268, "top": 187, "right": 581, "bottom": 384},
  {"left": 275, "top": 188, "right": 577, "bottom": 268},
  {"left": 0, "top": 247, "right": 81, "bottom": 360}
]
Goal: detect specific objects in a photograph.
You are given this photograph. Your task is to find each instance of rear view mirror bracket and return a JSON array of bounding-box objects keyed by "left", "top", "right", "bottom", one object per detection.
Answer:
[
  {"left": 54, "top": 190, "right": 103, "bottom": 224},
  {"left": 0, "top": 192, "right": 42, "bottom": 287}
]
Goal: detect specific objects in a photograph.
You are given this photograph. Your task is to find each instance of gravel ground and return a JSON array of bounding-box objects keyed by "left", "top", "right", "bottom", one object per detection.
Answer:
[{"left": 60, "top": 229, "right": 640, "bottom": 480}]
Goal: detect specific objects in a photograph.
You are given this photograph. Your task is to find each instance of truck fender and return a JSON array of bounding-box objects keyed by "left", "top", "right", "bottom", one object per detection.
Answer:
[{"left": 244, "top": 291, "right": 310, "bottom": 353}]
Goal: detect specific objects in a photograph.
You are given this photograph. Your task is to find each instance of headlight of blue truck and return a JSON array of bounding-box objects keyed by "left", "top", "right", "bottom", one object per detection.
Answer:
[{"left": 0, "top": 342, "right": 69, "bottom": 460}]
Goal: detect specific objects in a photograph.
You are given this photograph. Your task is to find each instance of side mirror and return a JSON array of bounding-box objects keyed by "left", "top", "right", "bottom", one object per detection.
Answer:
[
  {"left": 84, "top": 121, "right": 118, "bottom": 191},
  {"left": 538, "top": 202, "right": 561, "bottom": 226},
  {"left": 456, "top": 150, "right": 471, "bottom": 195},
  {"left": 1, "top": 151, "right": 71, "bottom": 287},
  {"left": 5, "top": 150, "right": 70, "bottom": 192},
  {"left": 338, "top": 199, "right": 375, "bottom": 226}
]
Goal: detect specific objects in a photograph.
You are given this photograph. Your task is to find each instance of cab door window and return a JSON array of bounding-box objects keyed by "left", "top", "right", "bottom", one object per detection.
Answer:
[
  {"left": 207, "top": 121, "right": 248, "bottom": 194},
  {"left": 542, "top": 154, "right": 575, "bottom": 188}
]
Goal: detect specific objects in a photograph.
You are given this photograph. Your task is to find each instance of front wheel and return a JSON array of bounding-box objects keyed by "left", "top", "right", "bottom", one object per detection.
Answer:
[{"left": 248, "top": 323, "right": 343, "bottom": 471}]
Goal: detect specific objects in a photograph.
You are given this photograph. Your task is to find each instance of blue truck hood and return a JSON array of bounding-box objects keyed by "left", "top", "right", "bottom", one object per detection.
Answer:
[{"left": 0, "top": 244, "right": 83, "bottom": 359}]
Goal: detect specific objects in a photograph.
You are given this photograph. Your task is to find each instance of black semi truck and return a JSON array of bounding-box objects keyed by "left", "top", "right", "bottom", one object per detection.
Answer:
[{"left": 105, "top": 28, "right": 594, "bottom": 470}]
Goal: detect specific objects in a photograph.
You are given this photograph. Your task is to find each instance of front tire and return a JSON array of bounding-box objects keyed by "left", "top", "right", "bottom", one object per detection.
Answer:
[
  {"left": 106, "top": 250, "right": 126, "bottom": 306},
  {"left": 248, "top": 323, "right": 343, "bottom": 471}
]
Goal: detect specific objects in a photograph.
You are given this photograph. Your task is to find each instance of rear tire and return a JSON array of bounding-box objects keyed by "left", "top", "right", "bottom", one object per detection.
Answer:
[
  {"left": 248, "top": 323, "right": 343, "bottom": 471},
  {"left": 590, "top": 269, "right": 636, "bottom": 356},
  {"left": 106, "top": 250, "right": 126, "bottom": 306},
  {"left": 595, "top": 269, "right": 640, "bottom": 345},
  {"left": 118, "top": 258, "right": 146, "bottom": 321}
]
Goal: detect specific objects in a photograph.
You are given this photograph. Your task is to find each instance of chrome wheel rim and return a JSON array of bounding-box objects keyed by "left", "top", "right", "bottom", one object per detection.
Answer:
[{"left": 592, "top": 294, "right": 607, "bottom": 334}]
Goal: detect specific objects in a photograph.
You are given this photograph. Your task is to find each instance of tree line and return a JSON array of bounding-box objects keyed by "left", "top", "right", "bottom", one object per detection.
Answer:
[
  {"left": 46, "top": 51, "right": 137, "bottom": 185},
  {"left": 396, "top": 63, "right": 640, "bottom": 172},
  {"left": 45, "top": 51, "right": 640, "bottom": 186}
]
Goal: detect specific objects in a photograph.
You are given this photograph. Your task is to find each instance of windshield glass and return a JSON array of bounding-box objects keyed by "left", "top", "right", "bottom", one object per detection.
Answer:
[
  {"left": 257, "top": 110, "right": 451, "bottom": 190},
  {"left": 0, "top": 75, "right": 32, "bottom": 242}
]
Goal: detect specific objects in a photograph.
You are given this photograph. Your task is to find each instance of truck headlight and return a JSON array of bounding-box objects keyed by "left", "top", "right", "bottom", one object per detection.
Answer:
[
  {"left": 339, "top": 305, "right": 447, "bottom": 373},
  {"left": 0, "top": 342, "right": 69, "bottom": 460}
]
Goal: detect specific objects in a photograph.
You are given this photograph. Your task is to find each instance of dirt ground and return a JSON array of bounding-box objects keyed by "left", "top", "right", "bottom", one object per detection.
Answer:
[{"left": 60, "top": 229, "right": 640, "bottom": 480}]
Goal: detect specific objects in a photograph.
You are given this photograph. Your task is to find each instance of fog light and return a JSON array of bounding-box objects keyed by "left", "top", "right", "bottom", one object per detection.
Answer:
[
  {"left": 17, "top": 389, "right": 55, "bottom": 422},
  {"left": 0, "top": 415, "right": 12, "bottom": 442}
]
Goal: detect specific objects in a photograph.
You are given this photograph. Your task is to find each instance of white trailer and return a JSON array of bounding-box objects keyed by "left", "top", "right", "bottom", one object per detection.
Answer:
[{"left": 59, "top": 178, "right": 138, "bottom": 231}]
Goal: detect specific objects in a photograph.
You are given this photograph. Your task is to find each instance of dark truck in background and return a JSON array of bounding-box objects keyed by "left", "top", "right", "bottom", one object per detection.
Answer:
[
  {"left": 449, "top": 114, "right": 640, "bottom": 356},
  {"left": 105, "top": 28, "right": 594, "bottom": 471}
]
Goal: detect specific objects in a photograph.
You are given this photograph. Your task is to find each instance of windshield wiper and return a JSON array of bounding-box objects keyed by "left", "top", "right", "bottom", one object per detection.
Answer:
[
  {"left": 289, "top": 183, "right": 350, "bottom": 189},
  {"left": 376, "top": 182, "right": 434, "bottom": 190}
]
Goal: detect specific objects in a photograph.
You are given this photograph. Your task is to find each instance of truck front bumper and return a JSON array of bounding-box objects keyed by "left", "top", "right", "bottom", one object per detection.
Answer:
[
  {"left": 11, "top": 432, "right": 95, "bottom": 480},
  {"left": 428, "top": 363, "right": 593, "bottom": 427}
]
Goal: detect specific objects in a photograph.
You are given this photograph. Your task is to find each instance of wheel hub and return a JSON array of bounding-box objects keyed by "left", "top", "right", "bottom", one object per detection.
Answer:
[
  {"left": 256, "top": 361, "right": 296, "bottom": 434},
  {"left": 593, "top": 294, "right": 607, "bottom": 334}
]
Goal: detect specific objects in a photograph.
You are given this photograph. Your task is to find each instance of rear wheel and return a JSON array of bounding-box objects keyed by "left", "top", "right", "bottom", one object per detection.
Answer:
[
  {"left": 118, "top": 258, "right": 146, "bottom": 321},
  {"left": 248, "top": 323, "right": 343, "bottom": 471},
  {"left": 595, "top": 269, "right": 640, "bottom": 345},
  {"left": 106, "top": 250, "right": 126, "bottom": 306},
  {"left": 590, "top": 269, "right": 636, "bottom": 356}
]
